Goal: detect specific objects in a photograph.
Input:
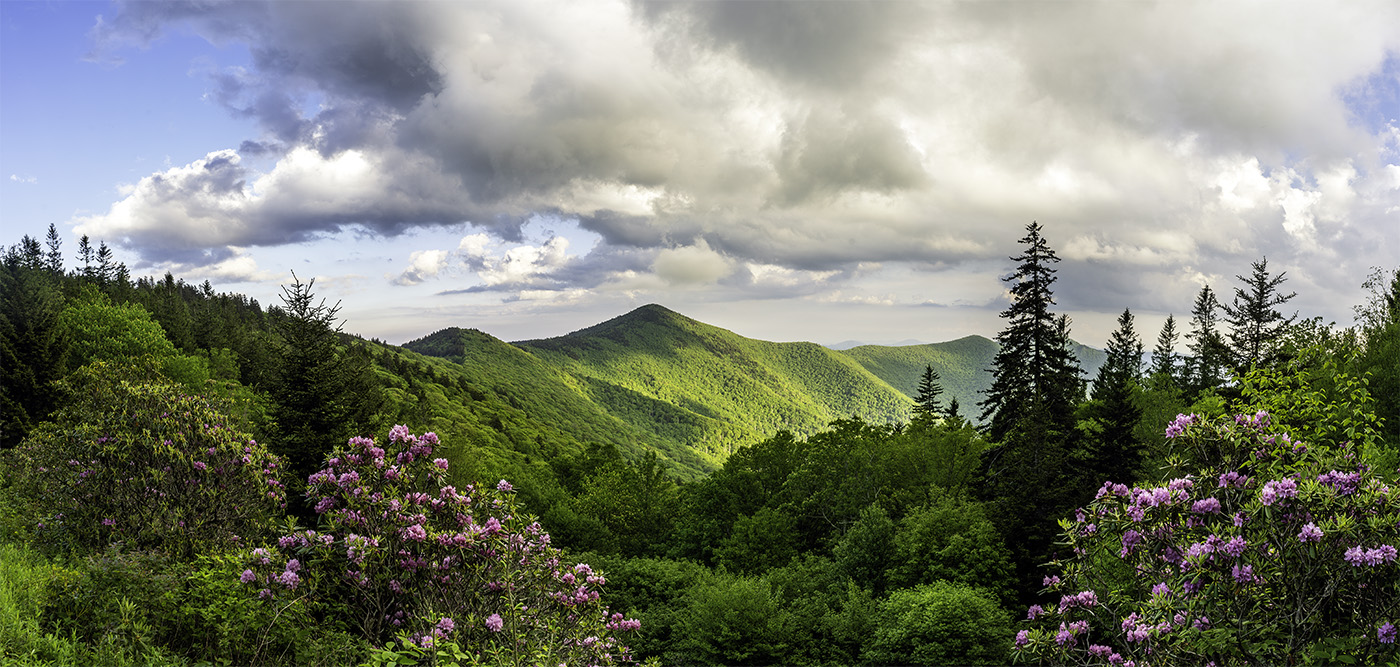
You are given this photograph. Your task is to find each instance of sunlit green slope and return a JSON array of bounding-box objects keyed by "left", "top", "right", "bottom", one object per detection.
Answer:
[
  {"left": 840, "top": 336, "right": 1109, "bottom": 415},
  {"left": 515, "top": 304, "right": 915, "bottom": 465}
]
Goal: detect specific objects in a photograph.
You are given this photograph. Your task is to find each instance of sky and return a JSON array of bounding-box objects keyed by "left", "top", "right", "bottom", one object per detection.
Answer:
[{"left": 2, "top": 1, "right": 1398, "bottom": 348}]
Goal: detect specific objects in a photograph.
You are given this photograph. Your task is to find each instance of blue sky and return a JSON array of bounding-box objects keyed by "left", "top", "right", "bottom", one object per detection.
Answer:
[{"left": 3, "top": 1, "right": 1398, "bottom": 348}]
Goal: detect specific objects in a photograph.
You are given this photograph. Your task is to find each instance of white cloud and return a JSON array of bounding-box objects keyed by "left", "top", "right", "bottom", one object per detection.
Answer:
[
  {"left": 392, "top": 249, "right": 450, "bottom": 286},
  {"left": 9, "top": 174, "right": 37, "bottom": 184}
]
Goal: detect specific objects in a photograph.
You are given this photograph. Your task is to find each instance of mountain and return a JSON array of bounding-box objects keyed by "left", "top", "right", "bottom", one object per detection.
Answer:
[
  {"left": 405, "top": 303, "right": 1108, "bottom": 475},
  {"left": 513, "top": 304, "right": 915, "bottom": 466},
  {"left": 838, "top": 336, "right": 1109, "bottom": 417}
]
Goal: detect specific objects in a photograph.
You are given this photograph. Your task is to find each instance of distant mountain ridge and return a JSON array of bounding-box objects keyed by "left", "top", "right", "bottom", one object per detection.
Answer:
[{"left": 403, "top": 304, "right": 1106, "bottom": 475}]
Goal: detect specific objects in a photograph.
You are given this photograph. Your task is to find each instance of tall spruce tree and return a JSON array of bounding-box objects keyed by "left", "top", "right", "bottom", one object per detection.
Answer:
[
  {"left": 269, "top": 273, "right": 371, "bottom": 516},
  {"left": 1185, "top": 285, "right": 1229, "bottom": 396},
  {"left": 1088, "top": 308, "right": 1145, "bottom": 484},
  {"left": 912, "top": 365, "right": 944, "bottom": 422},
  {"left": 1222, "top": 257, "right": 1297, "bottom": 372},
  {"left": 977, "top": 222, "right": 1086, "bottom": 600},
  {"left": 979, "top": 222, "right": 1082, "bottom": 442},
  {"left": 43, "top": 224, "right": 63, "bottom": 274},
  {"left": 1149, "top": 314, "right": 1180, "bottom": 388}
]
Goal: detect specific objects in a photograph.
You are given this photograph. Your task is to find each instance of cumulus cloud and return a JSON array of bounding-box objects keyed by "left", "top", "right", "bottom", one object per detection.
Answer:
[{"left": 73, "top": 0, "right": 1400, "bottom": 320}]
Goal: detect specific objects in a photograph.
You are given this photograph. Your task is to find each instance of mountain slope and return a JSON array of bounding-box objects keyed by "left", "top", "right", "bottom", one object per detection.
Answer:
[
  {"left": 839, "top": 335, "right": 1108, "bottom": 416},
  {"left": 515, "top": 304, "right": 915, "bottom": 464},
  {"left": 401, "top": 325, "right": 714, "bottom": 476}
]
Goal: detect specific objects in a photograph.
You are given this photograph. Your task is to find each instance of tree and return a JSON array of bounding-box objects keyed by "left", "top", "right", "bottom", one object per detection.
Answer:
[
  {"left": 912, "top": 365, "right": 944, "bottom": 422},
  {"left": 979, "top": 222, "right": 1082, "bottom": 442},
  {"left": 1086, "top": 308, "right": 1145, "bottom": 484},
  {"left": 268, "top": 273, "right": 379, "bottom": 514},
  {"left": 0, "top": 250, "right": 69, "bottom": 447},
  {"left": 1149, "top": 314, "right": 1180, "bottom": 389},
  {"left": 77, "top": 234, "right": 93, "bottom": 279},
  {"left": 862, "top": 581, "right": 1012, "bottom": 666},
  {"left": 43, "top": 223, "right": 63, "bottom": 274},
  {"left": 1185, "top": 285, "right": 1229, "bottom": 397},
  {"left": 95, "top": 241, "right": 114, "bottom": 285},
  {"left": 976, "top": 222, "right": 1086, "bottom": 599},
  {"left": 1222, "top": 257, "right": 1297, "bottom": 372}
]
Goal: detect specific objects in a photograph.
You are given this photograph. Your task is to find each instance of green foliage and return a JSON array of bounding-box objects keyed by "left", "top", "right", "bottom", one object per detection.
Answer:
[
  {"left": 669, "top": 572, "right": 790, "bottom": 666},
  {"left": 862, "top": 581, "right": 1012, "bottom": 666},
  {"left": 0, "top": 542, "right": 184, "bottom": 666},
  {"left": 0, "top": 257, "right": 68, "bottom": 448},
  {"left": 714, "top": 506, "right": 802, "bottom": 575},
  {"left": 12, "top": 362, "right": 286, "bottom": 558},
  {"left": 1222, "top": 257, "right": 1298, "bottom": 373},
  {"left": 832, "top": 504, "right": 896, "bottom": 593},
  {"left": 517, "top": 304, "right": 914, "bottom": 466},
  {"left": 888, "top": 492, "right": 1016, "bottom": 604},
  {"left": 60, "top": 288, "right": 178, "bottom": 370}
]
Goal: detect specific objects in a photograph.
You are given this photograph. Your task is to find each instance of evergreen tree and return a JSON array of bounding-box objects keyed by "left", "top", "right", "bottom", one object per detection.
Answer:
[
  {"left": 945, "top": 397, "right": 964, "bottom": 428},
  {"left": 1222, "top": 257, "right": 1296, "bottom": 372},
  {"left": 1088, "top": 308, "right": 1145, "bottom": 484},
  {"left": 44, "top": 223, "right": 63, "bottom": 274},
  {"left": 1185, "top": 285, "right": 1229, "bottom": 396},
  {"left": 979, "top": 222, "right": 1081, "bottom": 442},
  {"left": 0, "top": 252, "right": 69, "bottom": 447},
  {"left": 268, "top": 273, "right": 379, "bottom": 516},
  {"left": 976, "top": 222, "right": 1086, "bottom": 600},
  {"left": 912, "top": 365, "right": 944, "bottom": 422},
  {"left": 77, "top": 234, "right": 93, "bottom": 279},
  {"left": 95, "top": 241, "right": 114, "bottom": 285},
  {"left": 1149, "top": 314, "right": 1180, "bottom": 388}
]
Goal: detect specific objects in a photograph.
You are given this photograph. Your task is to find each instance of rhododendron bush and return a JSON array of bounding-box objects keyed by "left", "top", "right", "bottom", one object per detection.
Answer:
[
  {"left": 1014, "top": 412, "right": 1400, "bottom": 665},
  {"left": 242, "top": 426, "right": 641, "bottom": 665},
  {"left": 13, "top": 361, "right": 286, "bottom": 558}
]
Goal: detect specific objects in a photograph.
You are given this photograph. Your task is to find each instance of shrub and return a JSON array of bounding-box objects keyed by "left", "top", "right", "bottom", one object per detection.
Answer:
[
  {"left": 862, "top": 580, "right": 1012, "bottom": 666},
  {"left": 1014, "top": 412, "right": 1400, "bottom": 665},
  {"left": 242, "top": 426, "right": 642, "bottom": 665},
  {"left": 12, "top": 362, "right": 286, "bottom": 558}
]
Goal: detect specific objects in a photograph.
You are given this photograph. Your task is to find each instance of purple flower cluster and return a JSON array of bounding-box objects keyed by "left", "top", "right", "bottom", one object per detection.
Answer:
[
  {"left": 1165, "top": 413, "right": 1197, "bottom": 439},
  {"left": 1317, "top": 470, "right": 1361, "bottom": 496},
  {"left": 1259, "top": 478, "right": 1298, "bottom": 506},
  {"left": 1298, "top": 522, "right": 1323, "bottom": 543},
  {"left": 1344, "top": 544, "right": 1398, "bottom": 567}
]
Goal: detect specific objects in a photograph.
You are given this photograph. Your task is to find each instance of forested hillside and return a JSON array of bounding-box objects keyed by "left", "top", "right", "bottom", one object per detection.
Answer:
[{"left": 514, "top": 304, "right": 914, "bottom": 464}]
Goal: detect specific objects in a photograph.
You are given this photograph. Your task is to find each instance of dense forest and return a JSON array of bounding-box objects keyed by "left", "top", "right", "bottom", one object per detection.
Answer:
[{"left": 1, "top": 222, "right": 1397, "bottom": 665}]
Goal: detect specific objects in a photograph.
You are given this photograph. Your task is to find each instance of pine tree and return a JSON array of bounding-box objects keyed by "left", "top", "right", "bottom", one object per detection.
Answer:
[
  {"left": 95, "top": 242, "right": 114, "bottom": 285},
  {"left": 1222, "top": 257, "right": 1296, "bottom": 372},
  {"left": 77, "top": 235, "right": 93, "bottom": 279},
  {"left": 44, "top": 224, "right": 63, "bottom": 274},
  {"left": 979, "top": 222, "right": 1082, "bottom": 443},
  {"left": 1088, "top": 308, "right": 1145, "bottom": 484},
  {"left": 1149, "top": 314, "right": 1180, "bottom": 388},
  {"left": 1185, "top": 285, "right": 1229, "bottom": 396},
  {"left": 976, "top": 222, "right": 1086, "bottom": 600},
  {"left": 0, "top": 251, "right": 69, "bottom": 447},
  {"left": 913, "top": 365, "right": 944, "bottom": 422},
  {"left": 269, "top": 273, "right": 380, "bottom": 516}
]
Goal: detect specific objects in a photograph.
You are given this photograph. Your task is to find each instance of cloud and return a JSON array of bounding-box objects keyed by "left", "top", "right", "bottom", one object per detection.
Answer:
[
  {"left": 73, "top": 0, "right": 1400, "bottom": 323},
  {"left": 9, "top": 174, "right": 37, "bottom": 184},
  {"left": 392, "top": 249, "right": 450, "bottom": 286}
]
